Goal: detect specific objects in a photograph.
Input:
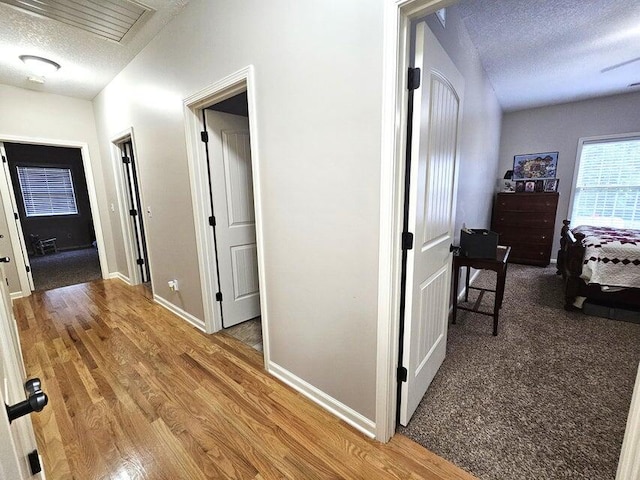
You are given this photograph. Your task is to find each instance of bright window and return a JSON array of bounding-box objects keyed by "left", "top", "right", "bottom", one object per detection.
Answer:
[
  {"left": 570, "top": 136, "right": 640, "bottom": 229},
  {"left": 16, "top": 166, "right": 79, "bottom": 217}
]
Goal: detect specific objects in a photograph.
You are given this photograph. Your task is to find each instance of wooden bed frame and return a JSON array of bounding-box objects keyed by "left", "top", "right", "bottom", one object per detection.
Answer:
[{"left": 556, "top": 219, "right": 640, "bottom": 311}]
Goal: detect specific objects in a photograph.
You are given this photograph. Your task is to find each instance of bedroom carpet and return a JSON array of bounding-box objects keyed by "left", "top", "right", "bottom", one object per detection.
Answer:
[
  {"left": 399, "top": 264, "right": 640, "bottom": 480},
  {"left": 29, "top": 247, "right": 102, "bottom": 291}
]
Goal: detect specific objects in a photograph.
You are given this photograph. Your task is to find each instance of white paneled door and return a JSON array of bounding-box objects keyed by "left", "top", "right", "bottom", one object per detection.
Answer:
[
  {"left": 399, "top": 22, "right": 465, "bottom": 426},
  {"left": 205, "top": 110, "right": 260, "bottom": 328},
  {"left": 0, "top": 262, "right": 44, "bottom": 479}
]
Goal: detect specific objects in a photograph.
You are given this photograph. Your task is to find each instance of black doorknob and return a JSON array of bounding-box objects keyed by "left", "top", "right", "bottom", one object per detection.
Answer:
[
  {"left": 6, "top": 391, "right": 48, "bottom": 423},
  {"left": 0, "top": 257, "right": 10, "bottom": 263},
  {"left": 25, "top": 378, "right": 42, "bottom": 396}
]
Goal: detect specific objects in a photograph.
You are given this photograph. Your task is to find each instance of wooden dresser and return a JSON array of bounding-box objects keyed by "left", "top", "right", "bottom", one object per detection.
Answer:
[{"left": 491, "top": 192, "right": 559, "bottom": 266}]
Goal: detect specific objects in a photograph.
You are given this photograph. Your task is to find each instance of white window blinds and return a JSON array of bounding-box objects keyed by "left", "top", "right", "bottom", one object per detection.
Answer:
[
  {"left": 16, "top": 166, "right": 79, "bottom": 217},
  {"left": 570, "top": 138, "right": 640, "bottom": 229}
]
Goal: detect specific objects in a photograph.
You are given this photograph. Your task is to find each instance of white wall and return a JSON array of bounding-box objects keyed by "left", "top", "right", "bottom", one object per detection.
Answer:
[
  {"left": 0, "top": 83, "right": 114, "bottom": 294},
  {"left": 93, "top": 0, "right": 384, "bottom": 422},
  {"left": 499, "top": 90, "right": 640, "bottom": 256}
]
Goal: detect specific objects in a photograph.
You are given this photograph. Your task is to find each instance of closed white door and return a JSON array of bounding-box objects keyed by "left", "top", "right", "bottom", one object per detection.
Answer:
[
  {"left": 0, "top": 263, "right": 44, "bottom": 479},
  {"left": 400, "top": 22, "right": 465, "bottom": 426},
  {"left": 205, "top": 110, "right": 260, "bottom": 328}
]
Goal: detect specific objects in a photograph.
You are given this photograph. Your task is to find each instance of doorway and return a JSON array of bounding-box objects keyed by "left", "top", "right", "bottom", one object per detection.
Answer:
[
  {"left": 112, "top": 134, "right": 152, "bottom": 292},
  {"left": 0, "top": 142, "right": 104, "bottom": 292},
  {"left": 203, "top": 93, "right": 262, "bottom": 351},
  {"left": 183, "top": 67, "right": 269, "bottom": 358}
]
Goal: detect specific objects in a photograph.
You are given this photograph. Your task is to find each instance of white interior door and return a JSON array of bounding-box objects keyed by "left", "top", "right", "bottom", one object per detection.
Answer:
[
  {"left": 399, "top": 21, "right": 465, "bottom": 426},
  {"left": 205, "top": 110, "right": 260, "bottom": 328},
  {"left": 0, "top": 263, "right": 43, "bottom": 479},
  {"left": 0, "top": 143, "right": 34, "bottom": 293}
]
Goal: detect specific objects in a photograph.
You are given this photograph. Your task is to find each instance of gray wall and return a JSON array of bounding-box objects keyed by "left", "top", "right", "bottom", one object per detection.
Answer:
[
  {"left": 93, "top": 0, "right": 384, "bottom": 422},
  {"left": 423, "top": 7, "right": 503, "bottom": 292},
  {"left": 499, "top": 90, "right": 640, "bottom": 258}
]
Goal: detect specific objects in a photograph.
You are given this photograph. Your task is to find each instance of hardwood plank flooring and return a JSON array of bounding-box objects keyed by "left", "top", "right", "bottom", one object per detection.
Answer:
[{"left": 14, "top": 279, "right": 476, "bottom": 480}]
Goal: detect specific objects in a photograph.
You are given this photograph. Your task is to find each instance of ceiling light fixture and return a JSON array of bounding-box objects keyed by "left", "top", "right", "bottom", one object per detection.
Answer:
[{"left": 19, "top": 55, "right": 61, "bottom": 76}]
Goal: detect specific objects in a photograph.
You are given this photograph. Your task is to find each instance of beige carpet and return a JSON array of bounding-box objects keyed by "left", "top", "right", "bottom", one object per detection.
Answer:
[{"left": 399, "top": 264, "right": 640, "bottom": 480}]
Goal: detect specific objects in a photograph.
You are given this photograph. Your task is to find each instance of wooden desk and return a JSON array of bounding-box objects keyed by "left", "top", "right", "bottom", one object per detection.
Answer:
[{"left": 452, "top": 245, "right": 511, "bottom": 336}]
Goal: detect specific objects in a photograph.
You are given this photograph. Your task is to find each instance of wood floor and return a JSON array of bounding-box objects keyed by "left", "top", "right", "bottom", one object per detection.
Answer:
[{"left": 14, "top": 279, "right": 476, "bottom": 480}]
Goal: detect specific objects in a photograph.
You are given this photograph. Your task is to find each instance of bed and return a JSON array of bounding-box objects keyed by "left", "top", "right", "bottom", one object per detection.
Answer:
[{"left": 557, "top": 220, "right": 640, "bottom": 311}]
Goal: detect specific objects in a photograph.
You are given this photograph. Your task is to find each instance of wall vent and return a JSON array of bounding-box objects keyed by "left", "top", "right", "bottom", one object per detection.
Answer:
[{"left": 1, "top": 0, "right": 153, "bottom": 43}]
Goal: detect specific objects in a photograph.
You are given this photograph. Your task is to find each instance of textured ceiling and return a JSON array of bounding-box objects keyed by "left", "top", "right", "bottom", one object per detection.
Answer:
[
  {"left": 456, "top": 0, "right": 640, "bottom": 111},
  {"left": 0, "top": 0, "right": 189, "bottom": 100}
]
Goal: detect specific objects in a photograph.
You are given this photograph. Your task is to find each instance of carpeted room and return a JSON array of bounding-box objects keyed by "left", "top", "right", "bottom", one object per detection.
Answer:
[{"left": 399, "top": 264, "right": 640, "bottom": 480}]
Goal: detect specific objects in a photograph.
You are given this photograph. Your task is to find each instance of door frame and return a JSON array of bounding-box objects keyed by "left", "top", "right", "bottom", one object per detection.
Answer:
[
  {"left": 110, "top": 128, "right": 153, "bottom": 286},
  {"left": 0, "top": 134, "right": 109, "bottom": 297},
  {"left": 182, "top": 66, "right": 270, "bottom": 357}
]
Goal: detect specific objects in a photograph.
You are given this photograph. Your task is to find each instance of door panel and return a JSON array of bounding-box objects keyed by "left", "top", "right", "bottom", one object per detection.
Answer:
[
  {"left": 0, "top": 263, "right": 42, "bottom": 479},
  {"left": 400, "top": 22, "right": 465, "bottom": 426},
  {"left": 205, "top": 110, "right": 260, "bottom": 328}
]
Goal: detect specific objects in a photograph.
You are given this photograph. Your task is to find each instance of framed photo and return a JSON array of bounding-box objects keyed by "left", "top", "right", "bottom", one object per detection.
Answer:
[
  {"left": 515, "top": 180, "right": 525, "bottom": 192},
  {"left": 535, "top": 180, "right": 544, "bottom": 192},
  {"left": 525, "top": 181, "right": 536, "bottom": 193},
  {"left": 544, "top": 179, "right": 559, "bottom": 192},
  {"left": 513, "top": 152, "right": 558, "bottom": 180}
]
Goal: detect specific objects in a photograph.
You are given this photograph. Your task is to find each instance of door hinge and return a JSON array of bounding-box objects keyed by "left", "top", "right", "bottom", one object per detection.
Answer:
[
  {"left": 215, "top": 292, "right": 223, "bottom": 302},
  {"left": 402, "top": 232, "right": 414, "bottom": 251},
  {"left": 28, "top": 450, "right": 42, "bottom": 475},
  {"left": 208, "top": 216, "right": 216, "bottom": 227},
  {"left": 397, "top": 366, "right": 408, "bottom": 383},
  {"left": 136, "top": 258, "right": 145, "bottom": 265},
  {"left": 14, "top": 212, "right": 18, "bottom": 220},
  {"left": 122, "top": 156, "right": 131, "bottom": 164},
  {"left": 1, "top": 155, "right": 6, "bottom": 163},
  {"left": 129, "top": 209, "right": 137, "bottom": 216},
  {"left": 408, "top": 67, "right": 421, "bottom": 90},
  {"left": 201, "top": 131, "right": 209, "bottom": 143},
  {"left": 25, "top": 265, "right": 30, "bottom": 273}
]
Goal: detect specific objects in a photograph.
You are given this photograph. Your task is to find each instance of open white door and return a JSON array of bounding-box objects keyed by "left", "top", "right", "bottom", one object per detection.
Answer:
[
  {"left": 399, "top": 22, "right": 465, "bottom": 426},
  {"left": 204, "top": 110, "right": 260, "bottom": 328},
  {"left": 0, "top": 262, "right": 45, "bottom": 478},
  {"left": 0, "top": 143, "right": 34, "bottom": 294}
]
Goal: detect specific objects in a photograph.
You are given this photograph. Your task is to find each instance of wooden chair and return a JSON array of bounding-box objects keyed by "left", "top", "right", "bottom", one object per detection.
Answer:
[{"left": 29, "top": 234, "right": 57, "bottom": 256}]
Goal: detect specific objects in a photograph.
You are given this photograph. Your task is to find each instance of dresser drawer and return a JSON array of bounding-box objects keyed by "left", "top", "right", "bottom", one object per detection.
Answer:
[
  {"left": 495, "top": 228, "right": 554, "bottom": 246},
  {"left": 495, "top": 193, "right": 559, "bottom": 213},
  {"left": 492, "top": 212, "right": 555, "bottom": 228},
  {"left": 507, "top": 245, "right": 552, "bottom": 266}
]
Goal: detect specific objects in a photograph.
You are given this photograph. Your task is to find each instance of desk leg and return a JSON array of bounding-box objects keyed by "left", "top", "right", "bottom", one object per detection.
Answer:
[
  {"left": 498, "top": 264, "right": 508, "bottom": 308},
  {"left": 493, "top": 269, "right": 507, "bottom": 336},
  {"left": 464, "top": 267, "right": 470, "bottom": 302},
  {"left": 452, "top": 264, "right": 459, "bottom": 325}
]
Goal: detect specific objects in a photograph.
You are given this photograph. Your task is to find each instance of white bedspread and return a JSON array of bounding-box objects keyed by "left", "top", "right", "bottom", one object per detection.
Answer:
[{"left": 574, "top": 225, "right": 640, "bottom": 288}]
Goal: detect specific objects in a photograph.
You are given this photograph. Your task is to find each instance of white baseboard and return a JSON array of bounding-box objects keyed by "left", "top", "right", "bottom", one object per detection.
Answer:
[
  {"left": 550, "top": 258, "right": 557, "bottom": 264},
  {"left": 10, "top": 291, "right": 25, "bottom": 301},
  {"left": 108, "top": 272, "right": 131, "bottom": 285},
  {"left": 268, "top": 361, "right": 376, "bottom": 438},
  {"left": 153, "top": 294, "right": 206, "bottom": 332}
]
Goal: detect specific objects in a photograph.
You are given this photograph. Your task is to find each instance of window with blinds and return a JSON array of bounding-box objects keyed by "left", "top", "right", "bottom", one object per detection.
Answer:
[
  {"left": 16, "top": 166, "right": 79, "bottom": 217},
  {"left": 570, "top": 137, "right": 640, "bottom": 229}
]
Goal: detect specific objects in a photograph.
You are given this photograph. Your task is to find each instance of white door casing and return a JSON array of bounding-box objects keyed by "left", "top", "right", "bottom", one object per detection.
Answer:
[
  {"left": 0, "top": 263, "right": 43, "bottom": 479},
  {"left": 0, "top": 143, "right": 34, "bottom": 294},
  {"left": 204, "top": 110, "right": 260, "bottom": 328},
  {"left": 399, "top": 21, "right": 464, "bottom": 426}
]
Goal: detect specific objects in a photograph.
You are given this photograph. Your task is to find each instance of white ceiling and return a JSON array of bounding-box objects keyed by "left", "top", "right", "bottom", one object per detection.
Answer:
[
  {"left": 0, "top": 0, "right": 189, "bottom": 100},
  {"left": 456, "top": 0, "right": 640, "bottom": 112}
]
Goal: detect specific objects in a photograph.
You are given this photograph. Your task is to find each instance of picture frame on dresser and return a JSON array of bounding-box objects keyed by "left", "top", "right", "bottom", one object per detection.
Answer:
[{"left": 544, "top": 179, "right": 559, "bottom": 192}]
